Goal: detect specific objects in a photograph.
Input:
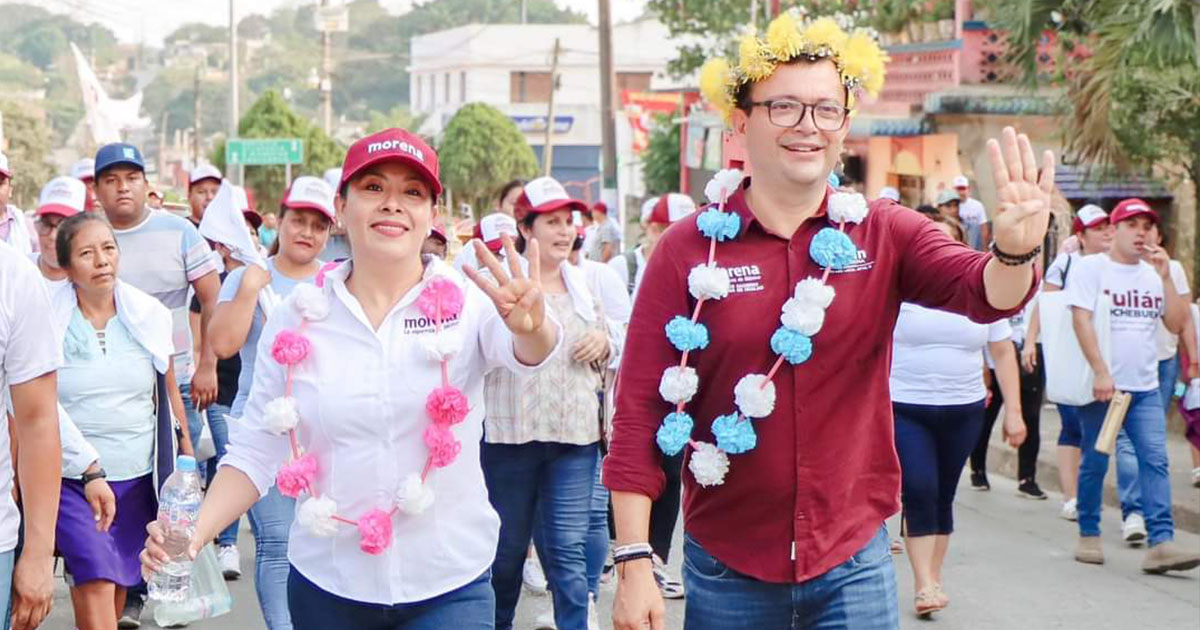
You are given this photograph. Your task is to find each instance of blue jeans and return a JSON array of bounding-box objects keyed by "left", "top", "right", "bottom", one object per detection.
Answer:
[
  {"left": 1158, "top": 355, "right": 1180, "bottom": 412},
  {"left": 206, "top": 403, "right": 239, "bottom": 547},
  {"left": 682, "top": 526, "right": 898, "bottom": 630},
  {"left": 1077, "top": 391, "right": 1174, "bottom": 546},
  {"left": 178, "top": 382, "right": 206, "bottom": 454},
  {"left": 482, "top": 441, "right": 598, "bottom": 630},
  {"left": 585, "top": 453, "right": 609, "bottom": 596},
  {"left": 1057, "top": 404, "right": 1142, "bottom": 519},
  {"left": 0, "top": 549, "right": 13, "bottom": 630},
  {"left": 287, "top": 566, "right": 494, "bottom": 630},
  {"left": 248, "top": 486, "right": 296, "bottom": 630}
]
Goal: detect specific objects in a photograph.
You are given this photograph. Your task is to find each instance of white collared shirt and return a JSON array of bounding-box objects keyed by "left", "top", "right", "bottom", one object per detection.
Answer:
[
  {"left": 0, "top": 206, "right": 32, "bottom": 257},
  {"left": 222, "top": 257, "right": 561, "bottom": 605}
]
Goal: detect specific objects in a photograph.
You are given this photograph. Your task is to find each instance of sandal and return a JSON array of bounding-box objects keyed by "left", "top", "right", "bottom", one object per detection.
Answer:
[
  {"left": 933, "top": 584, "right": 949, "bottom": 608},
  {"left": 890, "top": 538, "right": 904, "bottom": 555},
  {"left": 915, "top": 587, "right": 945, "bottom": 618}
]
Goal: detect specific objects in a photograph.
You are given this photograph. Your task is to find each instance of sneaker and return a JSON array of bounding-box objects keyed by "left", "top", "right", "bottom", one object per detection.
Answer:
[
  {"left": 588, "top": 593, "right": 600, "bottom": 630},
  {"left": 523, "top": 554, "right": 548, "bottom": 593},
  {"left": 218, "top": 545, "right": 241, "bottom": 580},
  {"left": 599, "top": 556, "right": 615, "bottom": 589},
  {"left": 969, "top": 470, "right": 990, "bottom": 491},
  {"left": 533, "top": 605, "right": 557, "bottom": 630},
  {"left": 1191, "top": 467, "right": 1200, "bottom": 488},
  {"left": 1060, "top": 498, "right": 1078, "bottom": 521},
  {"left": 1074, "top": 536, "right": 1104, "bottom": 565},
  {"left": 118, "top": 596, "right": 144, "bottom": 629},
  {"left": 1122, "top": 513, "right": 1148, "bottom": 546},
  {"left": 1141, "top": 541, "right": 1200, "bottom": 574},
  {"left": 651, "top": 553, "right": 685, "bottom": 599},
  {"left": 1016, "top": 479, "right": 1048, "bottom": 500}
]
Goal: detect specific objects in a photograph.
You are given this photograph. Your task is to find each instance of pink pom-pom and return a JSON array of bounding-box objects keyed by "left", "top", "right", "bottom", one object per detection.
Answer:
[
  {"left": 276, "top": 454, "right": 319, "bottom": 498},
  {"left": 425, "top": 386, "right": 469, "bottom": 427},
  {"left": 424, "top": 425, "right": 462, "bottom": 468},
  {"left": 314, "top": 260, "right": 340, "bottom": 289},
  {"left": 271, "top": 329, "right": 312, "bottom": 366},
  {"left": 356, "top": 508, "right": 394, "bottom": 555},
  {"left": 417, "top": 277, "right": 464, "bottom": 321}
]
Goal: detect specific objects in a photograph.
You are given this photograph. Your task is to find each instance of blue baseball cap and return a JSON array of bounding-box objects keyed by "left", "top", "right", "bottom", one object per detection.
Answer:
[{"left": 94, "top": 143, "right": 145, "bottom": 177}]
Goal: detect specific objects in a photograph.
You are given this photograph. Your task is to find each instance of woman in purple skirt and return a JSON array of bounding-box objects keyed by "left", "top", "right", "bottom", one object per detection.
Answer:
[{"left": 49, "top": 212, "right": 192, "bottom": 630}]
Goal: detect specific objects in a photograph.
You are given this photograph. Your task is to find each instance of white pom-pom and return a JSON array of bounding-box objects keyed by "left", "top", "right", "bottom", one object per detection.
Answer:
[
  {"left": 704, "top": 169, "right": 745, "bottom": 204},
  {"left": 688, "top": 442, "right": 730, "bottom": 487},
  {"left": 395, "top": 473, "right": 436, "bottom": 515},
  {"left": 658, "top": 366, "right": 699, "bottom": 404},
  {"left": 793, "top": 278, "right": 835, "bottom": 309},
  {"left": 734, "top": 374, "right": 776, "bottom": 418},
  {"left": 297, "top": 496, "right": 339, "bottom": 537},
  {"left": 263, "top": 397, "right": 301, "bottom": 435},
  {"left": 292, "top": 283, "right": 331, "bottom": 321},
  {"left": 687, "top": 264, "right": 731, "bottom": 301},
  {"left": 828, "top": 192, "right": 869, "bottom": 224},
  {"left": 780, "top": 298, "right": 826, "bottom": 335},
  {"left": 420, "top": 330, "right": 463, "bottom": 362}
]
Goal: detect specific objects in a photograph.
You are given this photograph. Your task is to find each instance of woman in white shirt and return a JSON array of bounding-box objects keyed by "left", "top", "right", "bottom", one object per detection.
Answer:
[
  {"left": 141, "top": 128, "right": 559, "bottom": 630},
  {"left": 483, "top": 177, "right": 612, "bottom": 630},
  {"left": 51, "top": 212, "right": 192, "bottom": 630},
  {"left": 890, "top": 217, "right": 1026, "bottom": 619}
]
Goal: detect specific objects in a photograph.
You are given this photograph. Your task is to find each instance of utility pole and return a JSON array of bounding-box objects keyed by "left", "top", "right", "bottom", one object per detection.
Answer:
[
  {"left": 230, "top": 0, "right": 240, "bottom": 183},
  {"left": 750, "top": 0, "right": 758, "bottom": 29},
  {"left": 193, "top": 66, "right": 202, "bottom": 166},
  {"left": 520, "top": 0, "right": 527, "bottom": 24},
  {"left": 321, "top": 0, "right": 333, "bottom": 135},
  {"left": 542, "top": 38, "right": 561, "bottom": 177},
  {"left": 597, "top": 0, "right": 618, "bottom": 214},
  {"left": 159, "top": 110, "right": 169, "bottom": 187}
]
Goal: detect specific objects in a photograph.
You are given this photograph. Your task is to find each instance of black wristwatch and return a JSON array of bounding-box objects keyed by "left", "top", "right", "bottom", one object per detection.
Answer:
[{"left": 81, "top": 468, "right": 107, "bottom": 486}]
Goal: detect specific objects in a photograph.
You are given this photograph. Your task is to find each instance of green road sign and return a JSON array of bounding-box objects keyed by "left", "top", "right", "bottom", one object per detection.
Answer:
[{"left": 226, "top": 138, "right": 304, "bottom": 166}]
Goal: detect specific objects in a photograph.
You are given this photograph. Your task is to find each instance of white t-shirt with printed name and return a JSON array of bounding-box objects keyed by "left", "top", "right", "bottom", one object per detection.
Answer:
[
  {"left": 1154, "top": 260, "right": 1191, "bottom": 360},
  {"left": 1066, "top": 253, "right": 1166, "bottom": 392}
]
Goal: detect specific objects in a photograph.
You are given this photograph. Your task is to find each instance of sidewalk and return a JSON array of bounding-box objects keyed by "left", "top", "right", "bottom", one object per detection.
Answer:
[{"left": 981, "top": 403, "right": 1200, "bottom": 533}]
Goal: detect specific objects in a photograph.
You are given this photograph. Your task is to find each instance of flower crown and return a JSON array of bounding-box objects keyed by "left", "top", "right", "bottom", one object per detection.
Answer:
[{"left": 699, "top": 12, "right": 889, "bottom": 123}]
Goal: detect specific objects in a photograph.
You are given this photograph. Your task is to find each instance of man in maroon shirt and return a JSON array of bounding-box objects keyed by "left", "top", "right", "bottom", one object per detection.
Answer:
[{"left": 604, "top": 15, "right": 1052, "bottom": 630}]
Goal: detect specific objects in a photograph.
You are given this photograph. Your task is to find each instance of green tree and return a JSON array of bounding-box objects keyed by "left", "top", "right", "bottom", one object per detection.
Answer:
[
  {"left": 642, "top": 114, "right": 681, "bottom": 196},
  {"left": 0, "top": 101, "right": 55, "bottom": 209},
  {"left": 211, "top": 90, "right": 345, "bottom": 211},
  {"left": 438, "top": 103, "right": 538, "bottom": 214}
]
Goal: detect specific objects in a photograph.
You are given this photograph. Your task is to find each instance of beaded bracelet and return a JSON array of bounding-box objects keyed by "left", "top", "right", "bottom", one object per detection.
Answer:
[{"left": 990, "top": 242, "right": 1042, "bottom": 266}]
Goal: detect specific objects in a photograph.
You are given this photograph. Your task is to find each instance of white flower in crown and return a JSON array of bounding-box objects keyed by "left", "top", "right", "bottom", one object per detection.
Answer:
[
  {"left": 780, "top": 298, "right": 826, "bottom": 336},
  {"left": 421, "top": 329, "right": 463, "bottom": 362},
  {"left": 297, "top": 496, "right": 339, "bottom": 537},
  {"left": 395, "top": 473, "right": 436, "bottom": 515},
  {"left": 659, "top": 366, "right": 699, "bottom": 405},
  {"left": 292, "top": 283, "right": 331, "bottom": 321},
  {"left": 264, "top": 397, "right": 301, "bottom": 435},
  {"left": 689, "top": 441, "right": 731, "bottom": 487},
  {"left": 827, "top": 192, "right": 869, "bottom": 224},
  {"left": 688, "top": 264, "right": 731, "bottom": 301},
  {"left": 734, "top": 374, "right": 776, "bottom": 418},
  {"left": 793, "top": 277, "right": 835, "bottom": 309},
  {"left": 704, "top": 169, "right": 745, "bottom": 204}
]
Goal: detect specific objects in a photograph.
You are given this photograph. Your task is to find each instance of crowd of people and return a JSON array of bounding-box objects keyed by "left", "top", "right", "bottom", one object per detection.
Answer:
[{"left": 1, "top": 12, "right": 1199, "bottom": 630}]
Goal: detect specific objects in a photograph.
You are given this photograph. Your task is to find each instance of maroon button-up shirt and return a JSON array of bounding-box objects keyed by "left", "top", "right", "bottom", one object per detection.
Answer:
[{"left": 603, "top": 184, "right": 1037, "bottom": 583}]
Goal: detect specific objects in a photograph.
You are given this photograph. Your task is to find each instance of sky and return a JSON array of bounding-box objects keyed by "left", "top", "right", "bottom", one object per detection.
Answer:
[{"left": 18, "top": 0, "right": 649, "bottom": 46}]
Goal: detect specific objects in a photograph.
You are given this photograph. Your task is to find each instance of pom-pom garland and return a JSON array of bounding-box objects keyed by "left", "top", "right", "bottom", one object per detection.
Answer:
[
  {"left": 271, "top": 275, "right": 469, "bottom": 553},
  {"left": 651, "top": 171, "right": 869, "bottom": 487},
  {"left": 704, "top": 169, "right": 745, "bottom": 205}
]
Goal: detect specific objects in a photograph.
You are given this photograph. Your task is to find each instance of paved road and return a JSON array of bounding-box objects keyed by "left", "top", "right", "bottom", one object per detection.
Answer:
[{"left": 41, "top": 475, "right": 1199, "bottom": 629}]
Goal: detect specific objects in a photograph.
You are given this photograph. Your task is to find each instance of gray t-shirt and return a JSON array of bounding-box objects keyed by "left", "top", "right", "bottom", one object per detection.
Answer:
[{"left": 587, "top": 218, "right": 621, "bottom": 261}]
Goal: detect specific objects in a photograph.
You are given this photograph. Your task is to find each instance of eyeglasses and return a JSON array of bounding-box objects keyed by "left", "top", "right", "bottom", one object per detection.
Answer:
[
  {"left": 35, "top": 218, "right": 64, "bottom": 236},
  {"left": 748, "top": 99, "right": 850, "bottom": 131}
]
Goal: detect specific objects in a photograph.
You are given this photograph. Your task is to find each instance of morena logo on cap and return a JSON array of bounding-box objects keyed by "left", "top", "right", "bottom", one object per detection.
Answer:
[{"left": 366, "top": 139, "right": 426, "bottom": 163}]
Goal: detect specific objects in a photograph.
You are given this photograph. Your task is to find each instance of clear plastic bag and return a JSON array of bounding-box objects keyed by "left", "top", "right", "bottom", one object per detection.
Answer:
[{"left": 152, "top": 543, "right": 233, "bottom": 627}]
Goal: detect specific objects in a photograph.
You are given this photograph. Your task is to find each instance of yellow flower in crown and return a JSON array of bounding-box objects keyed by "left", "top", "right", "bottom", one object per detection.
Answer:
[{"left": 699, "top": 11, "right": 889, "bottom": 123}]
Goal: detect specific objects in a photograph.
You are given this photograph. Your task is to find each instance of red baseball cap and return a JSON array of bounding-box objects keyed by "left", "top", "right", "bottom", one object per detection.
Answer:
[
  {"left": 243, "top": 209, "right": 264, "bottom": 230},
  {"left": 339, "top": 128, "right": 442, "bottom": 196},
  {"left": 1072, "top": 204, "right": 1108, "bottom": 233},
  {"left": 282, "top": 176, "right": 337, "bottom": 221},
  {"left": 428, "top": 224, "right": 448, "bottom": 244},
  {"left": 1109, "top": 198, "right": 1157, "bottom": 226},
  {"left": 643, "top": 193, "right": 697, "bottom": 225},
  {"left": 37, "top": 176, "right": 87, "bottom": 218},
  {"left": 512, "top": 177, "right": 588, "bottom": 222},
  {"left": 478, "top": 213, "right": 518, "bottom": 252},
  {"left": 592, "top": 201, "right": 608, "bottom": 215}
]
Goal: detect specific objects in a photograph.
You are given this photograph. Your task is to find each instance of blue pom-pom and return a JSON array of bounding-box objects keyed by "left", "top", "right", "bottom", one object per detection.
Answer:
[
  {"left": 809, "top": 227, "right": 858, "bottom": 270},
  {"left": 697, "top": 209, "right": 741, "bottom": 242},
  {"left": 712, "top": 413, "right": 757, "bottom": 454},
  {"left": 665, "top": 316, "right": 710, "bottom": 352},
  {"left": 656, "top": 412, "right": 694, "bottom": 455},
  {"left": 827, "top": 172, "right": 840, "bottom": 188},
  {"left": 770, "top": 327, "right": 813, "bottom": 365}
]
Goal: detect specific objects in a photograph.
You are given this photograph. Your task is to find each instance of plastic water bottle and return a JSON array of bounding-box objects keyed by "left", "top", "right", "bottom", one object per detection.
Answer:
[
  {"left": 153, "top": 592, "right": 233, "bottom": 627},
  {"left": 148, "top": 455, "right": 203, "bottom": 603}
]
